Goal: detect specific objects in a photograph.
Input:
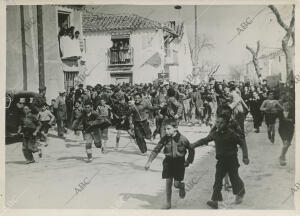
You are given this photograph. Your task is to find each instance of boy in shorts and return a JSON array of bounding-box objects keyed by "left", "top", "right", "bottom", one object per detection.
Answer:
[
  {"left": 96, "top": 99, "right": 111, "bottom": 153},
  {"left": 80, "top": 102, "right": 103, "bottom": 162},
  {"left": 260, "top": 91, "right": 283, "bottom": 143},
  {"left": 38, "top": 103, "right": 55, "bottom": 146},
  {"left": 145, "top": 119, "right": 195, "bottom": 209},
  {"left": 72, "top": 100, "right": 83, "bottom": 136}
]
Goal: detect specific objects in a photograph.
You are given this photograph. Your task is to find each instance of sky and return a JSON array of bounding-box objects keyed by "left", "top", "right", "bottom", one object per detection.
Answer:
[{"left": 86, "top": 4, "right": 293, "bottom": 75}]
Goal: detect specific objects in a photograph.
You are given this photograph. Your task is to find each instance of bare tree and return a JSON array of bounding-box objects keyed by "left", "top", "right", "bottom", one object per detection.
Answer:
[
  {"left": 186, "top": 35, "right": 218, "bottom": 83},
  {"left": 229, "top": 65, "right": 244, "bottom": 81},
  {"left": 190, "top": 35, "right": 215, "bottom": 66},
  {"left": 268, "top": 5, "right": 295, "bottom": 85},
  {"left": 246, "top": 41, "right": 261, "bottom": 80},
  {"left": 186, "top": 60, "right": 220, "bottom": 84},
  {"left": 208, "top": 64, "right": 220, "bottom": 77}
]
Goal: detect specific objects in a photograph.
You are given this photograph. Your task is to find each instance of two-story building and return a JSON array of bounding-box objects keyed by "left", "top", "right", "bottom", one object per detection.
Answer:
[
  {"left": 82, "top": 13, "right": 193, "bottom": 85},
  {"left": 6, "top": 5, "right": 84, "bottom": 101},
  {"left": 246, "top": 49, "right": 286, "bottom": 85}
]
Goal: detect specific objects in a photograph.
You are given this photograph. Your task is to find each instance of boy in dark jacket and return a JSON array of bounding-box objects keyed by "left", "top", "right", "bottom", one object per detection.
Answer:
[
  {"left": 17, "top": 105, "right": 42, "bottom": 164},
  {"left": 191, "top": 114, "right": 249, "bottom": 209},
  {"left": 79, "top": 101, "right": 103, "bottom": 162},
  {"left": 145, "top": 119, "right": 195, "bottom": 209}
]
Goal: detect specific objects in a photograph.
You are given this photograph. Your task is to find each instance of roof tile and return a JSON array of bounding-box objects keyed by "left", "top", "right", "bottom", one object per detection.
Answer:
[{"left": 83, "top": 13, "right": 163, "bottom": 32}]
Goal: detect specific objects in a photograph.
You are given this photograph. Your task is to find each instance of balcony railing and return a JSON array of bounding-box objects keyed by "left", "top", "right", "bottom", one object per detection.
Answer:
[{"left": 107, "top": 47, "right": 134, "bottom": 67}]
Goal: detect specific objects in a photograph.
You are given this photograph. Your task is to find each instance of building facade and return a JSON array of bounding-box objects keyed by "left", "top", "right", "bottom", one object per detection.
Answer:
[
  {"left": 164, "top": 21, "right": 194, "bottom": 84},
  {"left": 82, "top": 13, "right": 193, "bottom": 85},
  {"left": 246, "top": 49, "right": 286, "bottom": 84},
  {"left": 6, "top": 5, "right": 84, "bottom": 102}
]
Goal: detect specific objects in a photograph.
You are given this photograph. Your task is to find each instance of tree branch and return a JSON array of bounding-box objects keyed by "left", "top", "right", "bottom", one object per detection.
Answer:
[
  {"left": 288, "top": 5, "right": 295, "bottom": 31},
  {"left": 268, "top": 5, "right": 289, "bottom": 32},
  {"left": 246, "top": 45, "right": 255, "bottom": 56},
  {"left": 256, "top": 41, "right": 260, "bottom": 56}
]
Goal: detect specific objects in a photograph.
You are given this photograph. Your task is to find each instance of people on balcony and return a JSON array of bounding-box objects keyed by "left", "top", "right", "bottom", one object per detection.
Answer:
[
  {"left": 124, "top": 42, "right": 130, "bottom": 64},
  {"left": 109, "top": 40, "right": 131, "bottom": 65},
  {"left": 119, "top": 41, "right": 126, "bottom": 64},
  {"left": 110, "top": 42, "right": 119, "bottom": 65},
  {"left": 59, "top": 26, "right": 82, "bottom": 60},
  {"left": 75, "top": 31, "right": 84, "bottom": 53}
]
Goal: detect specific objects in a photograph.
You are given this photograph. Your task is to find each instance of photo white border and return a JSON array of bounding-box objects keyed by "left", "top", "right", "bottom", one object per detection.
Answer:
[{"left": 0, "top": 0, "right": 299, "bottom": 215}]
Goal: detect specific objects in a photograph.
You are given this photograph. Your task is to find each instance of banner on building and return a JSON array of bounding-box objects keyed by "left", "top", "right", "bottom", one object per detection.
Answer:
[{"left": 142, "top": 52, "right": 162, "bottom": 68}]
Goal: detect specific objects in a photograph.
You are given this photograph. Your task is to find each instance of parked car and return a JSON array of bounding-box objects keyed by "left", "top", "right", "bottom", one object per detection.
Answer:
[{"left": 6, "top": 91, "right": 39, "bottom": 144}]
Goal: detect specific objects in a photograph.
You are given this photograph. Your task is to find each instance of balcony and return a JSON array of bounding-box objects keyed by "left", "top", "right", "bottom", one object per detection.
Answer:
[{"left": 107, "top": 47, "right": 134, "bottom": 69}]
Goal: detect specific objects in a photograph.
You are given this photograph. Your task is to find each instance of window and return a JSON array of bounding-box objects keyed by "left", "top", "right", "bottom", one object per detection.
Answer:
[
  {"left": 58, "top": 11, "right": 71, "bottom": 30},
  {"left": 57, "top": 9, "right": 81, "bottom": 59},
  {"left": 109, "top": 36, "right": 133, "bottom": 65},
  {"left": 57, "top": 11, "right": 71, "bottom": 58}
]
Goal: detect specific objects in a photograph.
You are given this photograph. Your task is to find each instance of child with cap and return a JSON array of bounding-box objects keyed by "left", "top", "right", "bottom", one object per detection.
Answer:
[{"left": 145, "top": 119, "right": 195, "bottom": 209}]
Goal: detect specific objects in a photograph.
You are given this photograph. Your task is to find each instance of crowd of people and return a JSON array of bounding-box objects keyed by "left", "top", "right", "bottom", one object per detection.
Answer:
[{"left": 15, "top": 77, "right": 295, "bottom": 209}]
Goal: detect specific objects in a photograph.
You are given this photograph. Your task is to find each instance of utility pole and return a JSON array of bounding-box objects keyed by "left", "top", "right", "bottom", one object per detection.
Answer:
[
  {"left": 20, "top": 5, "right": 27, "bottom": 90},
  {"left": 37, "top": 5, "right": 45, "bottom": 90},
  {"left": 195, "top": 5, "right": 197, "bottom": 52}
]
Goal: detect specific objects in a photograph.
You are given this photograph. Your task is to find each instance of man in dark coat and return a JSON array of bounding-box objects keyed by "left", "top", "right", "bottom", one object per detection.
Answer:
[
  {"left": 75, "top": 84, "right": 84, "bottom": 102},
  {"left": 32, "top": 86, "right": 47, "bottom": 113}
]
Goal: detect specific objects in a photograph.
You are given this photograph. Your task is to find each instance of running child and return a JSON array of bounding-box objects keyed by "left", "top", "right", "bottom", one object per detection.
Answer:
[
  {"left": 79, "top": 101, "right": 103, "bottom": 162},
  {"left": 278, "top": 102, "right": 294, "bottom": 166},
  {"left": 38, "top": 103, "right": 55, "bottom": 146},
  {"left": 17, "top": 105, "right": 42, "bottom": 164},
  {"left": 145, "top": 119, "right": 195, "bottom": 209},
  {"left": 96, "top": 98, "right": 112, "bottom": 153},
  {"left": 111, "top": 97, "right": 132, "bottom": 151},
  {"left": 260, "top": 91, "right": 283, "bottom": 143},
  {"left": 72, "top": 100, "right": 83, "bottom": 136},
  {"left": 191, "top": 114, "right": 249, "bottom": 209}
]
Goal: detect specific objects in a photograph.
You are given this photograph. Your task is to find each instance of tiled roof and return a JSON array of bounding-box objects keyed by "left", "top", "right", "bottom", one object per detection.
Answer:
[
  {"left": 165, "top": 21, "right": 184, "bottom": 38},
  {"left": 58, "top": 5, "right": 84, "bottom": 10},
  {"left": 83, "top": 13, "right": 164, "bottom": 32}
]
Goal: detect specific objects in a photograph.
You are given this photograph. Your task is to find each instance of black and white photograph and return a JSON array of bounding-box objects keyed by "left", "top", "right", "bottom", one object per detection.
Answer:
[{"left": 2, "top": 1, "right": 299, "bottom": 212}]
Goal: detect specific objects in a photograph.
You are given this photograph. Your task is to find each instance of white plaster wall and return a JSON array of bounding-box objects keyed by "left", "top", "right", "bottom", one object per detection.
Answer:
[
  {"left": 84, "top": 32, "right": 112, "bottom": 85},
  {"left": 131, "top": 29, "right": 164, "bottom": 83},
  {"left": 84, "top": 29, "right": 165, "bottom": 85}
]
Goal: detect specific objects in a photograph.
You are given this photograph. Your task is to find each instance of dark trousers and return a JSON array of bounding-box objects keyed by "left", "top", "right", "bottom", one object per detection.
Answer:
[
  {"left": 153, "top": 115, "right": 163, "bottom": 137},
  {"left": 134, "top": 120, "right": 151, "bottom": 153},
  {"left": 251, "top": 112, "right": 263, "bottom": 129},
  {"left": 57, "top": 118, "right": 67, "bottom": 136},
  {"left": 234, "top": 112, "right": 245, "bottom": 135},
  {"left": 211, "top": 155, "right": 245, "bottom": 201},
  {"left": 22, "top": 132, "right": 38, "bottom": 161}
]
